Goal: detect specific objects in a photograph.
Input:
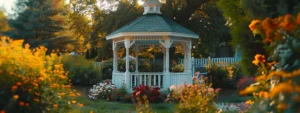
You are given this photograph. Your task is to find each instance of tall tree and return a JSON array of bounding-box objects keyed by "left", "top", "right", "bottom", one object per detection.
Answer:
[
  {"left": 0, "top": 9, "right": 10, "bottom": 35},
  {"left": 6, "top": 0, "right": 68, "bottom": 51}
]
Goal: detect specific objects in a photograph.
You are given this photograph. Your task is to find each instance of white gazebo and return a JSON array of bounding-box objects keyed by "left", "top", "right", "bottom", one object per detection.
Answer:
[{"left": 105, "top": 0, "right": 199, "bottom": 91}]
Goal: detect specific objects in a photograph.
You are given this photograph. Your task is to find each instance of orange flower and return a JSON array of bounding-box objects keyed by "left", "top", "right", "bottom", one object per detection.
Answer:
[
  {"left": 245, "top": 100, "right": 254, "bottom": 105},
  {"left": 256, "top": 74, "right": 267, "bottom": 81},
  {"left": 25, "top": 103, "right": 30, "bottom": 107},
  {"left": 280, "top": 14, "right": 297, "bottom": 31},
  {"left": 262, "top": 17, "right": 278, "bottom": 32},
  {"left": 252, "top": 54, "right": 266, "bottom": 65},
  {"left": 89, "top": 111, "right": 94, "bottom": 113},
  {"left": 277, "top": 103, "right": 290, "bottom": 110},
  {"left": 77, "top": 103, "right": 84, "bottom": 107},
  {"left": 0, "top": 110, "right": 5, "bottom": 113},
  {"left": 297, "top": 12, "right": 300, "bottom": 24},
  {"left": 71, "top": 100, "right": 76, "bottom": 104},
  {"left": 259, "top": 91, "right": 269, "bottom": 99},
  {"left": 16, "top": 82, "right": 22, "bottom": 86},
  {"left": 239, "top": 86, "right": 259, "bottom": 95},
  {"left": 13, "top": 95, "right": 19, "bottom": 100},
  {"left": 53, "top": 104, "right": 58, "bottom": 108},
  {"left": 270, "top": 81, "right": 294, "bottom": 98},
  {"left": 33, "top": 98, "right": 40, "bottom": 102},
  {"left": 19, "top": 101, "right": 25, "bottom": 106},
  {"left": 249, "top": 20, "right": 262, "bottom": 31},
  {"left": 76, "top": 93, "right": 81, "bottom": 96},
  {"left": 11, "top": 85, "right": 18, "bottom": 92}
]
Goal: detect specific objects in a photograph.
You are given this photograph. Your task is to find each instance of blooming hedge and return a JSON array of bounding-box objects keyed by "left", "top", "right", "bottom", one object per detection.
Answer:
[
  {"left": 0, "top": 37, "right": 81, "bottom": 113},
  {"left": 132, "top": 84, "right": 162, "bottom": 103},
  {"left": 88, "top": 81, "right": 117, "bottom": 100},
  {"left": 240, "top": 13, "right": 300, "bottom": 112}
]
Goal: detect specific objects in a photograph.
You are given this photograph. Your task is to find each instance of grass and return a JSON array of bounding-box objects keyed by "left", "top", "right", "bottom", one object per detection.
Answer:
[
  {"left": 216, "top": 90, "right": 253, "bottom": 103},
  {"left": 71, "top": 86, "right": 174, "bottom": 113}
]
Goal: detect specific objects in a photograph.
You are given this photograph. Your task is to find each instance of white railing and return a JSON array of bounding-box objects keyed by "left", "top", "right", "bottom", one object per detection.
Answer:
[
  {"left": 130, "top": 72, "right": 164, "bottom": 88},
  {"left": 94, "top": 62, "right": 102, "bottom": 67},
  {"left": 179, "top": 57, "right": 241, "bottom": 67},
  {"left": 170, "top": 73, "right": 192, "bottom": 86},
  {"left": 112, "top": 72, "right": 125, "bottom": 88}
]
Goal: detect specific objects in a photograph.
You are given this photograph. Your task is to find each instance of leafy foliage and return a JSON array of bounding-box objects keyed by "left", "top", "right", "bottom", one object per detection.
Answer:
[
  {"left": 0, "top": 36, "right": 80, "bottom": 113},
  {"left": 61, "top": 55, "right": 101, "bottom": 85},
  {"left": 240, "top": 14, "right": 300, "bottom": 113},
  {"left": 217, "top": 0, "right": 300, "bottom": 75},
  {"left": 132, "top": 84, "right": 162, "bottom": 103},
  {"left": 166, "top": 79, "right": 220, "bottom": 113}
]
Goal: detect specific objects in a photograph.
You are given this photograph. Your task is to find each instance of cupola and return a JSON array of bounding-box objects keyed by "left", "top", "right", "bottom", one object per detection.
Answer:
[{"left": 143, "top": 0, "right": 162, "bottom": 15}]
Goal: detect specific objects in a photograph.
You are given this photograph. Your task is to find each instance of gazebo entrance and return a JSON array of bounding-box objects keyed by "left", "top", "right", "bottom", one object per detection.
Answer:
[{"left": 105, "top": 0, "right": 198, "bottom": 91}]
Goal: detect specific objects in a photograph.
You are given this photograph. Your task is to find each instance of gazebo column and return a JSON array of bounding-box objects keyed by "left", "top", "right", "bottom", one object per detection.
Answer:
[
  {"left": 187, "top": 40, "right": 192, "bottom": 74},
  {"left": 112, "top": 41, "right": 118, "bottom": 86},
  {"left": 183, "top": 43, "right": 187, "bottom": 73},
  {"left": 135, "top": 45, "right": 139, "bottom": 72},
  {"left": 162, "top": 48, "right": 166, "bottom": 72},
  {"left": 124, "top": 38, "right": 131, "bottom": 90},
  {"left": 113, "top": 41, "right": 118, "bottom": 73},
  {"left": 160, "top": 38, "right": 172, "bottom": 90}
]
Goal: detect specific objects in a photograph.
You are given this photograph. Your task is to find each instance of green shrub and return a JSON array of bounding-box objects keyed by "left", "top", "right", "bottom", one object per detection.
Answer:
[
  {"left": 61, "top": 55, "right": 101, "bottom": 85},
  {"left": 0, "top": 37, "right": 79, "bottom": 113},
  {"left": 208, "top": 63, "right": 243, "bottom": 90}
]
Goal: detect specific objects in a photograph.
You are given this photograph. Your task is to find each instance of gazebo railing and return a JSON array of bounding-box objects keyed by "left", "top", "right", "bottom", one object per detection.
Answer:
[
  {"left": 112, "top": 72, "right": 125, "bottom": 88},
  {"left": 130, "top": 72, "right": 164, "bottom": 89},
  {"left": 170, "top": 73, "right": 192, "bottom": 86}
]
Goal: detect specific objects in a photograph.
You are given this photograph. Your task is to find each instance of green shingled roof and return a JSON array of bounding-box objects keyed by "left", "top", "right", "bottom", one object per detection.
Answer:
[{"left": 106, "top": 14, "right": 198, "bottom": 39}]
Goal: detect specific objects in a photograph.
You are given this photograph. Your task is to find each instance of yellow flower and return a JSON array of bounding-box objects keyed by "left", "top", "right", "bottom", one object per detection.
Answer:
[
  {"left": 245, "top": 100, "right": 254, "bottom": 105},
  {"left": 239, "top": 86, "right": 259, "bottom": 95},
  {"left": 277, "top": 103, "right": 290, "bottom": 110},
  {"left": 71, "top": 100, "right": 76, "bottom": 104},
  {"left": 270, "top": 81, "right": 294, "bottom": 98},
  {"left": 13, "top": 95, "right": 19, "bottom": 100},
  {"left": 249, "top": 20, "right": 262, "bottom": 31},
  {"left": 252, "top": 54, "right": 266, "bottom": 66}
]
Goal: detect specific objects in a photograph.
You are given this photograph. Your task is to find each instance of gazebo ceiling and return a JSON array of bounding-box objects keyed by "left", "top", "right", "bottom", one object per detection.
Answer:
[{"left": 105, "top": 14, "right": 199, "bottom": 40}]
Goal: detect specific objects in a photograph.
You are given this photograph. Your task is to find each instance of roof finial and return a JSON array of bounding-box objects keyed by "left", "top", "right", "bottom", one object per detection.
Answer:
[{"left": 143, "top": 0, "right": 162, "bottom": 15}]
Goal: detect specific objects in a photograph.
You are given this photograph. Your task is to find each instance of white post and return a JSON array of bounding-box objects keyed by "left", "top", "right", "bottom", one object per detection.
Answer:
[
  {"left": 113, "top": 41, "right": 118, "bottom": 72},
  {"left": 187, "top": 40, "right": 192, "bottom": 76},
  {"left": 164, "top": 38, "right": 171, "bottom": 90},
  {"left": 183, "top": 43, "right": 187, "bottom": 73},
  {"left": 124, "top": 38, "right": 131, "bottom": 90},
  {"left": 135, "top": 45, "right": 139, "bottom": 72},
  {"left": 162, "top": 48, "right": 166, "bottom": 72}
]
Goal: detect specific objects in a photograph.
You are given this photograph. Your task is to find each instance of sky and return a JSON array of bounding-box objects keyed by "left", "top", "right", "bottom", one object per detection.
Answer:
[
  {"left": 0, "top": 0, "right": 16, "bottom": 14},
  {"left": 0, "top": 0, "right": 145, "bottom": 15}
]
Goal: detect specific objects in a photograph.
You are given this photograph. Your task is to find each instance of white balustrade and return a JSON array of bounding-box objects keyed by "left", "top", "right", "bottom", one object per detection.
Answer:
[
  {"left": 170, "top": 73, "right": 192, "bottom": 86},
  {"left": 112, "top": 72, "right": 125, "bottom": 88},
  {"left": 130, "top": 72, "right": 164, "bottom": 88}
]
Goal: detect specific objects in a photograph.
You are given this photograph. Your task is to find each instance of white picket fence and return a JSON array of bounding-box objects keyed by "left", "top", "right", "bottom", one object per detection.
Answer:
[
  {"left": 189, "top": 57, "right": 241, "bottom": 68},
  {"left": 94, "top": 57, "right": 241, "bottom": 68}
]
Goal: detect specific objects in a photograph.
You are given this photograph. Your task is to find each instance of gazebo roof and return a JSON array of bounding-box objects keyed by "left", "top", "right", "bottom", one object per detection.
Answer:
[{"left": 106, "top": 14, "right": 199, "bottom": 40}]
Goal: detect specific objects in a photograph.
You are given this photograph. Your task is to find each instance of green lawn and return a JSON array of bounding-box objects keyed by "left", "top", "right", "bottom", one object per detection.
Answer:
[
  {"left": 70, "top": 95, "right": 174, "bottom": 113},
  {"left": 71, "top": 86, "right": 174, "bottom": 113}
]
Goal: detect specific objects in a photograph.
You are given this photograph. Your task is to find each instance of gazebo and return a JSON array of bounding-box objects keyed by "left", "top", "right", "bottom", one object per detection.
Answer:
[{"left": 105, "top": 0, "right": 199, "bottom": 91}]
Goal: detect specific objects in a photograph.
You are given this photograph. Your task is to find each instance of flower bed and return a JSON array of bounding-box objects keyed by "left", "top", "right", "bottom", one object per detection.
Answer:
[{"left": 88, "top": 81, "right": 117, "bottom": 100}]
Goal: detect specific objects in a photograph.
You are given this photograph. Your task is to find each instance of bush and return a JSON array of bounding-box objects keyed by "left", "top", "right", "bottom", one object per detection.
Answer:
[
  {"left": 208, "top": 63, "right": 243, "bottom": 90},
  {"left": 61, "top": 55, "right": 101, "bottom": 85},
  {"left": 88, "top": 81, "right": 117, "bottom": 100},
  {"left": 236, "top": 76, "right": 255, "bottom": 90},
  {"left": 165, "top": 79, "right": 220, "bottom": 113},
  {"left": 132, "top": 84, "right": 162, "bottom": 103},
  {"left": 0, "top": 37, "right": 79, "bottom": 113},
  {"left": 110, "top": 84, "right": 133, "bottom": 103}
]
